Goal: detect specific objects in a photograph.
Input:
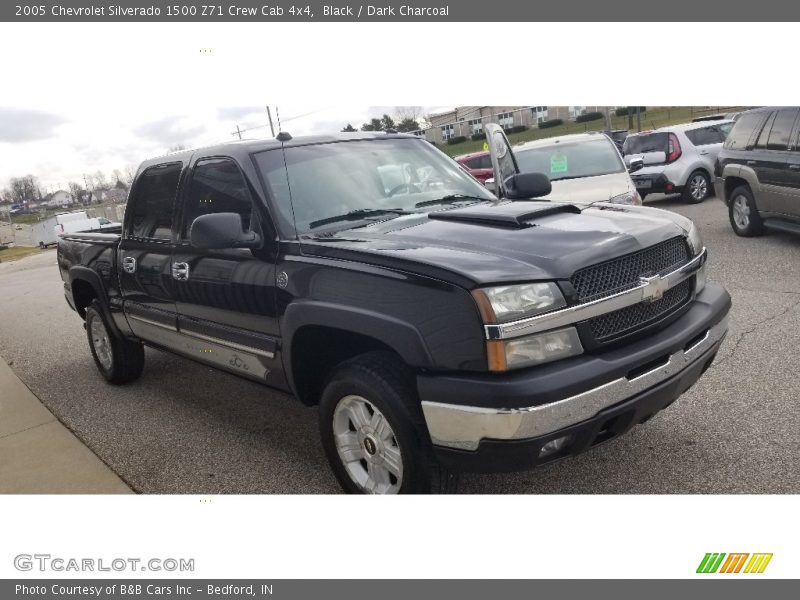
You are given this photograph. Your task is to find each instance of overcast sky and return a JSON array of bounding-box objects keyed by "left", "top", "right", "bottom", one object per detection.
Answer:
[
  {"left": 0, "top": 103, "right": 450, "bottom": 192},
  {"left": 0, "top": 23, "right": 464, "bottom": 193}
]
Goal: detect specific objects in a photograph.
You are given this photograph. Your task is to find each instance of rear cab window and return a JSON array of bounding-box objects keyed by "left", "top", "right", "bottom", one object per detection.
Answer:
[{"left": 126, "top": 162, "right": 183, "bottom": 241}]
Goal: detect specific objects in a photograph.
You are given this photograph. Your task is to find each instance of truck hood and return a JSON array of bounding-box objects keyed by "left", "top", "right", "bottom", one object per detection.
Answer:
[{"left": 299, "top": 201, "right": 692, "bottom": 287}]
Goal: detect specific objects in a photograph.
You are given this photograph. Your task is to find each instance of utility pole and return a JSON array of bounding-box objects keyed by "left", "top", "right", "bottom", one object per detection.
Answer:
[
  {"left": 636, "top": 106, "right": 641, "bottom": 132},
  {"left": 266, "top": 106, "right": 275, "bottom": 137},
  {"left": 234, "top": 125, "right": 242, "bottom": 140}
]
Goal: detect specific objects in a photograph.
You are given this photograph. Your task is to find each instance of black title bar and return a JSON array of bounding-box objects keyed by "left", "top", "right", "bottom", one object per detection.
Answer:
[{"left": 4, "top": 1, "right": 800, "bottom": 21}]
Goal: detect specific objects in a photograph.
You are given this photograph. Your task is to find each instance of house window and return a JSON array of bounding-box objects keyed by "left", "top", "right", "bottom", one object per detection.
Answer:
[
  {"left": 497, "top": 112, "right": 514, "bottom": 129},
  {"left": 532, "top": 106, "right": 549, "bottom": 123},
  {"left": 569, "top": 106, "right": 586, "bottom": 119},
  {"left": 469, "top": 118, "right": 483, "bottom": 135},
  {"left": 441, "top": 124, "right": 455, "bottom": 140}
]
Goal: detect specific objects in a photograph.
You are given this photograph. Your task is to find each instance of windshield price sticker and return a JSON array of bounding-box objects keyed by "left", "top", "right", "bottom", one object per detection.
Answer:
[{"left": 550, "top": 153, "right": 568, "bottom": 174}]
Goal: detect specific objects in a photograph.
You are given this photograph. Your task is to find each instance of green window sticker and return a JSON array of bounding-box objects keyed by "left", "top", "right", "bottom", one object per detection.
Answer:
[{"left": 550, "top": 153, "right": 568, "bottom": 174}]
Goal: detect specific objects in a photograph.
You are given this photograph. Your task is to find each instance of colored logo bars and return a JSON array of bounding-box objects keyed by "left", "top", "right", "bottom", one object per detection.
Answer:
[{"left": 696, "top": 553, "right": 773, "bottom": 574}]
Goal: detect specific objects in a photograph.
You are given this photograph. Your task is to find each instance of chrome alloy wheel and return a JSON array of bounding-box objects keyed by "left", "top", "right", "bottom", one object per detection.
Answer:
[
  {"left": 332, "top": 395, "right": 403, "bottom": 494},
  {"left": 90, "top": 317, "right": 113, "bottom": 370},
  {"left": 732, "top": 194, "right": 751, "bottom": 229},
  {"left": 689, "top": 173, "right": 708, "bottom": 201}
]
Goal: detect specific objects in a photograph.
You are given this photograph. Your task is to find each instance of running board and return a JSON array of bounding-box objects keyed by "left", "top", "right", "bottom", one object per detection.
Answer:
[{"left": 763, "top": 218, "right": 800, "bottom": 235}]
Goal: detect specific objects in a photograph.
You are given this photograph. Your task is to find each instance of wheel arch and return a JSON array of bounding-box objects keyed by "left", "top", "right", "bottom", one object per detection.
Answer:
[{"left": 282, "top": 302, "right": 433, "bottom": 406}]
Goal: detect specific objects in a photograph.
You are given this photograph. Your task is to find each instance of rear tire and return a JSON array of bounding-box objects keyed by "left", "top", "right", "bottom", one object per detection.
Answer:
[
  {"left": 683, "top": 170, "right": 711, "bottom": 203},
  {"left": 318, "top": 351, "right": 457, "bottom": 494},
  {"left": 85, "top": 300, "right": 145, "bottom": 384},
  {"left": 728, "top": 185, "right": 764, "bottom": 237}
]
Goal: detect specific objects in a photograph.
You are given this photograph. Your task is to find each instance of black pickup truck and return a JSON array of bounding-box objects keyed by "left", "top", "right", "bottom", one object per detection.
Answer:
[{"left": 57, "top": 125, "right": 731, "bottom": 494}]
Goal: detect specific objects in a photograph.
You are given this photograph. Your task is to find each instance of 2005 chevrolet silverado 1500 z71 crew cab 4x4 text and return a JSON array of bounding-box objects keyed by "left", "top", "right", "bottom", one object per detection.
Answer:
[{"left": 57, "top": 124, "right": 731, "bottom": 494}]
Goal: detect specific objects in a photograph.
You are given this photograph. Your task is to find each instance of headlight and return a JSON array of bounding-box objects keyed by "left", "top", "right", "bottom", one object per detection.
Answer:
[
  {"left": 473, "top": 282, "right": 566, "bottom": 323},
  {"left": 608, "top": 190, "right": 642, "bottom": 205},
  {"left": 487, "top": 327, "right": 583, "bottom": 371},
  {"left": 686, "top": 222, "right": 703, "bottom": 256}
]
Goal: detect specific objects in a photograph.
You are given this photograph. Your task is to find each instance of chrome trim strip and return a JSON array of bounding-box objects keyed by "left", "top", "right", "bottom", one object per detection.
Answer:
[
  {"left": 422, "top": 315, "right": 727, "bottom": 451},
  {"left": 128, "top": 313, "right": 177, "bottom": 332},
  {"left": 129, "top": 313, "right": 276, "bottom": 359},
  {"left": 484, "top": 248, "right": 707, "bottom": 340},
  {"left": 180, "top": 328, "right": 276, "bottom": 359}
]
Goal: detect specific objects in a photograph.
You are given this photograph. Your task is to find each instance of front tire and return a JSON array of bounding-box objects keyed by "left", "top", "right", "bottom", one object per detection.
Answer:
[
  {"left": 728, "top": 185, "right": 764, "bottom": 237},
  {"left": 683, "top": 170, "right": 711, "bottom": 203},
  {"left": 85, "top": 300, "right": 145, "bottom": 384},
  {"left": 318, "top": 352, "right": 456, "bottom": 494}
]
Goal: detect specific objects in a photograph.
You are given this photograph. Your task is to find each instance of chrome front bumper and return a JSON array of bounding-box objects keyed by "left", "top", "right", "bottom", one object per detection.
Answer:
[{"left": 421, "top": 315, "right": 728, "bottom": 451}]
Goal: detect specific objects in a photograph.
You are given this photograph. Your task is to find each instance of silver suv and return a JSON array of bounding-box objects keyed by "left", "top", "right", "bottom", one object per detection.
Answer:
[{"left": 623, "top": 121, "right": 734, "bottom": 203}]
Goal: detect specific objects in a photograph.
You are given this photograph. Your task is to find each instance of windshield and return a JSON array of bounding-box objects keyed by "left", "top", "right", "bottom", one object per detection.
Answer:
[
  {"left": 254, "top": 137, "right": 495, "bottom": 235},
  {"left": 515, "top": 139, "right": 624, "bottom": 182},
  {"left": 623, "top": 132, "right": 668, "bottom": 155}
]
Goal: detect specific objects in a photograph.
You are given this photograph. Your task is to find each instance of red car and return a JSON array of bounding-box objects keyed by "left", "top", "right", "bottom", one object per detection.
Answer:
[{"left": 455, "top": 150, "right": 493, "bottom": 183}]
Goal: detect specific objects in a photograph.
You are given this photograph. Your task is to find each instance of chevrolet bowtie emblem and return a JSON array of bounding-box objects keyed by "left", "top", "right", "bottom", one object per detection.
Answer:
[{"left": 640, "top": 274, "right": 669, "bottom": 302}]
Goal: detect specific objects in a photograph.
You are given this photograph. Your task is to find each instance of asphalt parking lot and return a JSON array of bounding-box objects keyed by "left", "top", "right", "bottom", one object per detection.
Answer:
[{"left": 1, "top": 195, "right": 798, "bottom": 494}]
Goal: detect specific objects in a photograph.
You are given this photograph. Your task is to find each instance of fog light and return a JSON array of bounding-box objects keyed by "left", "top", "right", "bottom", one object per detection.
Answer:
[{"left": 539, "top": 435, "right": 571, "bottom": 458}]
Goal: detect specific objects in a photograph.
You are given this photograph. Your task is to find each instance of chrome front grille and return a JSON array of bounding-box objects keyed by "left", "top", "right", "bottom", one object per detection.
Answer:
[
  {"left": 571, "top": 237, "right": 692, "bottom": 344},
  {"left": 571, "top": 237, "right": 690, "bottom": 302},
  {"left": 588, "top": 279, "right": 692, "bottom": 341}
]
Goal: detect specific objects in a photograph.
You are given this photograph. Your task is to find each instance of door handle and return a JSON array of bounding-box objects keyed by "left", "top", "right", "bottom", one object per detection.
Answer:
[
  {"left": 122, "top": 256, "right": 136, "bottom": 274},
  {"left": 699, "top": 150, "right": 709, "bottom": 155},
  {"left": 172, "top": 262, "right": 190, "bottom": 281},
  {"left": 789, "top": 164, "right": 800, "bottom": 170},
  {"left": 747, "top": 160, "right": 757, "bottom": 166}
]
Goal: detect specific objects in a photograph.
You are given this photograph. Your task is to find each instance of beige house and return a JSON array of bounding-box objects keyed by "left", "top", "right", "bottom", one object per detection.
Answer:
[{"left": 424, "top": 106, "right": 615, "bottom": 145}]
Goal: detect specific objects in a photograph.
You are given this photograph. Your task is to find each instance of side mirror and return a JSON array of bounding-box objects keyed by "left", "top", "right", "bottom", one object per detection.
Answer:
[
  {"left": 484, "top": 177, "right": 497, "bottom": 195},
  {"left": 504, "top": 172, "right": 552, "bottom": 200},
  {"left": 189, "top": 212, "right": 261, "bottom": 250},
  {"left": 627, "top": 157, "right": 644, "bottom": 173}
]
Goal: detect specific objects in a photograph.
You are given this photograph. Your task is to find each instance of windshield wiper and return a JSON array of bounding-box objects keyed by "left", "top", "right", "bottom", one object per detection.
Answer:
[
  {"left": 308, "top": 208, "right": 410, "bottom": 230},
  {"left": 414, "top": 194, "right": 488, "bottom": 208}
]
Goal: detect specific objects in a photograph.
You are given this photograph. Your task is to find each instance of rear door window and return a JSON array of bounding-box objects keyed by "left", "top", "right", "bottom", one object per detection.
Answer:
[
  {"left": 767, "top": 109, "right": 799, "bottom": 151},
  {"left": 622, "top": 132, "right": 668, "bottom": 155},
  {"left": 127, "top": 162, "right": 182, "bottom": 241},
  {"left": 754, "top": 112, "right": 776, "bottom": 150},
  {"left": 725, "top": 112, "right": 769, "bottom": 150},
  {"left": 686, "top": 126, "right": 722, "bottom": 146}
]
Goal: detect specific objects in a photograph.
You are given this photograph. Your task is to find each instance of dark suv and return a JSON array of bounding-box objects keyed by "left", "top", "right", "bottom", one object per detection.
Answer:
[{"left": 715, "top": 106, "right": 800, "bottom": 236}]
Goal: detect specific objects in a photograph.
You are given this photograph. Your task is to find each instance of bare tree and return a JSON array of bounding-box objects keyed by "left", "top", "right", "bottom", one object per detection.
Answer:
[
  {"left": 93, "top": 170, "right": 109, "bottom": 191},
  {"left": 7, "top": 175, "right": 42, "bottom": 203},
  {"left": 68, "top": 181, "right": 86, "bottom": 203},
  {"left": 123, "top": 165, "right": 136, "bottom": 187}
]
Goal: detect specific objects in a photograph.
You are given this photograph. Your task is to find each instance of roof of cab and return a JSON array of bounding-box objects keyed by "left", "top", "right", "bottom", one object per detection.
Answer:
[{"left": 141, "top": 131, "right": 419, "bottom": 166}]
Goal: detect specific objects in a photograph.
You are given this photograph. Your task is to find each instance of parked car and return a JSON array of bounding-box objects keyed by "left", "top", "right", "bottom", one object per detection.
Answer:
[
  {"left": 454, "top": 150, "right": 493, "bottom": 183},
  {"left": 603, "top": 129, "right": 629, "bottom": 152},
  {"left": 714, "top": 106, "right": 800, "bottom": 237},
  {"left": 623, "top": 120, "right": 735, "bottom": 203},
  {"left": 510, "top": 132, "right": 642, "bottom": 205},
  {"left": 57, "top": 129, "right": 730, "bottom": 494},
  {"left": 693, "top": 112, "right": 744, "bottom": 123}
]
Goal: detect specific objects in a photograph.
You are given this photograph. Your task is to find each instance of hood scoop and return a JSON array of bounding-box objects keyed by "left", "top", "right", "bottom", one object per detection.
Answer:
[{"left": 428, "top": 202, "right": 581, "bottom": 229}]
